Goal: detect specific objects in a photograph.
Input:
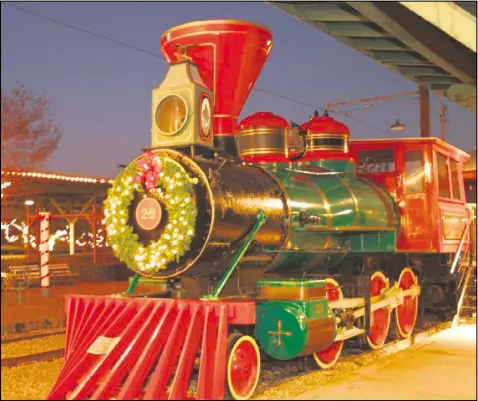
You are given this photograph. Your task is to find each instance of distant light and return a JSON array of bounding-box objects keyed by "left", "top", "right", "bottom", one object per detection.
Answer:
[
  {"left": 391, "top": 118, "right": 406, "bottom": 131},
  {"left": 25, "top": 200, "right": 34, "bottom": 206}
]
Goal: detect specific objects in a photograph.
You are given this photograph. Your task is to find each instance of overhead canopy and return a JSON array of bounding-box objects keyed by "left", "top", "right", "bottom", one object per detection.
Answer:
[
  {"left": 1, "top": 170, "right": 112, "bottom": 213},
  {"left": 270, "top": 1, "right": 477, "bottom": 113}
]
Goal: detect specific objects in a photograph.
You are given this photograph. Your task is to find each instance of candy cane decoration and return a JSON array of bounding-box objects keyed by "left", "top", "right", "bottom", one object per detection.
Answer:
[{"left": 39, "top": 212, "right": 52, "bottom": 289}]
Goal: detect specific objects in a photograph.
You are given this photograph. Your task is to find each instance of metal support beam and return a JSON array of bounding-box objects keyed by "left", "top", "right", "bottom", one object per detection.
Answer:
[
  {"left": 419, "top": 85, "right": 431, "bottom": 137},
  {"left": 316, "top": 21, "right": 387, "bottom": 37},
  {"left": 398, "top": 66, "right": 448, "bottom": 77},
  {"left": 290, "top": 3, "right": 364, "bottom": 22},
  {"left": 373, "top": 51, "right": 430, "bottom": 64},
  {"left": 72, "top": 197, "right": 97, "bottom": 224},
  {"left": 270, "top": 1, "right": 476, "bottom": 112},
  {"left": 400, "top": 1, "right": 477, "bottom": 52},
  {"left": 439, "top": 103, "right": 448, "bottom": 141},
  {"left": 416, "top": 76, "right": 461, "bottom": 84},
  {"left": 347, "top": 2, "right": 476, "bottom": 84},
  {"left": 348, "top": 38, "right": 408, "bottom": 51},
  {"left": 49, "top": 198, "right": 66, "bottom": 215}
]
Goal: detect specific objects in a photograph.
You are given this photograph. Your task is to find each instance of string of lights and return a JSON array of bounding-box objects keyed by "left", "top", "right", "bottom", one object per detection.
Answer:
[
  {"left": 5, "top": 2, "right": 394, "bottom": 136},
  {"left": 1, "top": 181, "right": 12, "bottom": 199},
  {"left": 1, "top": 170, "right": 114, "bottom": 184},
  {"left": 1, "top": 219, "right": 108, "bottom": 250}
]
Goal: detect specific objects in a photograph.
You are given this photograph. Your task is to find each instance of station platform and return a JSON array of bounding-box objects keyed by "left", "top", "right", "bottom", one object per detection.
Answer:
[
  {"left": 1, "top": 281, "right": 127, "bottom": 334},
  {"left": 294, "top": 324, "right": 477, "bottom": 400}
]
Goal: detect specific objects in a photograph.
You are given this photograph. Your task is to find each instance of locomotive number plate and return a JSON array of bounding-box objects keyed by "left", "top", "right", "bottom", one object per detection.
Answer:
[{"left": 136, "top": 197, "right": 162, "bottom": 231}]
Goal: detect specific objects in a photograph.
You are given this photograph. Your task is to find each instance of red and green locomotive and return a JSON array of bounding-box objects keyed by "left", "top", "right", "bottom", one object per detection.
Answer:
[{"left": 48, "top": 20, "right": 473, "bottom": 401}]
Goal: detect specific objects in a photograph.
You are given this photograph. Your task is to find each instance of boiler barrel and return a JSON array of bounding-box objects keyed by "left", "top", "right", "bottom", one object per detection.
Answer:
[
  {"left": 118, "top": 149, "right": 399, "bottom": 279},
  {"left": 126, "top": 149, "right": 288, "bottom": 278}
]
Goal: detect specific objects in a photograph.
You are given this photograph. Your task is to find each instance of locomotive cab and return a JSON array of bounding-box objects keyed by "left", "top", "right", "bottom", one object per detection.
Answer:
[{"left": 349, "top": 137, "right": 471, "bottom": 253}]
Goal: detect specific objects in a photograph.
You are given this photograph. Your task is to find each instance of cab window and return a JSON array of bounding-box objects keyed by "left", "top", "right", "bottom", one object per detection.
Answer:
[
  {"left": 405, "top": 150, "right": 425, "bottom": 193},
  {"left": 437, "top": 153, "right": 451, "bottom": 198},
  {"left": 358, "top": 149, "right": 395, "bottom": 173},
  {"left": 450, "top": 160, "right": 462, "bottom": 200}
]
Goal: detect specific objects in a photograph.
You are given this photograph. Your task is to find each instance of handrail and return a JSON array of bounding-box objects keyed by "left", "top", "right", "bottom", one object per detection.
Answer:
[
  {"left": 453, "top": 265, "right": 474, "bottom": 328},
  {"left": 451, "top": 205, "right": 477, "bottom": 327},
  {"left": 450, "top": 216, "right": 474, "bottom": 275}
]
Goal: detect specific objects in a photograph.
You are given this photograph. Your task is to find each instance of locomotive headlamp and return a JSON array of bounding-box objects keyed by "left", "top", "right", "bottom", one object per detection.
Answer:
[
  {"left": 150, "top": 61, "right": 214, "bottom": 150},
  {"left": 155, "top": 95, "right": 188, "bottom": 136}
]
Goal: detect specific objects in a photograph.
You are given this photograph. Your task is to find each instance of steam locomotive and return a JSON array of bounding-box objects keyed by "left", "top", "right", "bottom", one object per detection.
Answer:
[{"left": 47, "top": 20, "right": 473, "bottom": 401}]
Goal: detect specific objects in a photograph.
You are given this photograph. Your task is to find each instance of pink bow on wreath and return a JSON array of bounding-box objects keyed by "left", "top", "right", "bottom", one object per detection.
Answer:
[{"left": 134, "top": 151, "right": 162, "bottom": 191}]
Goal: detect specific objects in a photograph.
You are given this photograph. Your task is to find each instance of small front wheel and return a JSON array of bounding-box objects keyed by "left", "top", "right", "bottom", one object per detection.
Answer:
[{"left": 225, "top": 332, "right": 261, "bottom": 400}]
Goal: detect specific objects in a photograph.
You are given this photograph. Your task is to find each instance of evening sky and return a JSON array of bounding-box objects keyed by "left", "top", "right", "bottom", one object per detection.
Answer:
[{"left": 1, "top": 1, "right": 476, "bottom": 177}]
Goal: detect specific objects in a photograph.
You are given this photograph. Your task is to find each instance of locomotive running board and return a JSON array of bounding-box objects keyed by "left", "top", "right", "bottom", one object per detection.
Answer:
[{"left": 47, "top": 295, "right": 256, "bottom": 400}]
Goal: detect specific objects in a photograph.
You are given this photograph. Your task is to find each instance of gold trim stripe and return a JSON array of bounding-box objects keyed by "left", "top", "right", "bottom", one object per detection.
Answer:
[
  {"left": 306, "top": 145, "right": 346, "bottom": 151},
  {"left": 240, "top": 148, "right": 287, "bottom": 156},
  {"left": 294, "top": 226, "right": 396, "bottom": 232},
  {"left": 306, "top": 133, "right": 350, "bottom": 139},
  {"left": 238, "top": 128, "right": 288, "bottom": 137}
]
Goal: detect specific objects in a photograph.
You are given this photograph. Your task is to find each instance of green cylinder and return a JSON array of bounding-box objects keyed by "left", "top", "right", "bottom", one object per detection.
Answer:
[
  {"left": 256, "top": 302, "right": 307, "bottom": 360},
  {"left": 255, "top": 299, "right": 336, "bottom": 360},
  {"left": 264, "top": 164, "right": 400, "bottom": 273}
]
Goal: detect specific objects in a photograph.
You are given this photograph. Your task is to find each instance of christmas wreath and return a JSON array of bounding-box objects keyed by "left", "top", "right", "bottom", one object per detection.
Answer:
[{"left": 104, "top": 150, "right": 198, "bottom": 275}]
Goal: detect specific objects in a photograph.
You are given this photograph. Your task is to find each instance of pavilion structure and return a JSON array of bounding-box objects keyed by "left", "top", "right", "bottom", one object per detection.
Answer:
[{"left": 1, "top": 170, "right": 114, "bottom": 266}]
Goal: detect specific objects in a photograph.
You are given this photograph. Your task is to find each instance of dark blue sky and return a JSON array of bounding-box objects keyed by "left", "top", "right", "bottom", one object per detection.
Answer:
[{"left": 1, "top": 1, "right": 476, "bottom": 178}]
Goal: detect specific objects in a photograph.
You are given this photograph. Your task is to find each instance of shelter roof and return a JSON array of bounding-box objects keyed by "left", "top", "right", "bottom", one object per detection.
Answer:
[
  {"left": 1, "top": 170, "right": 113, "bottom": 207},
  {"left": 270, "top": 1, "right": 476, "bottom": 113}
]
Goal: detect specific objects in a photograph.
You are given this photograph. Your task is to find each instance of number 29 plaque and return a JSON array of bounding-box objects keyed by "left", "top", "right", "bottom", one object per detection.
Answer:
[{"left": 135, "top": 197, "right": 162, "bottom": 231}]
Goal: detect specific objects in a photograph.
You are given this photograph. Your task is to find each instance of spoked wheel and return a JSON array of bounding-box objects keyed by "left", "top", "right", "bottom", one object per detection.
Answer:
[
  {"left": 313, "top": 278, "right": 344, "bottom": 369},
  {"left": 225, "top": 333, "right": 261, "bottom": 400},
  {"left": 366, "top": 271, "right": 391, "bottom": 350},
  {"left": 394, "top": 267, "right": 419, "bottom": 339}
]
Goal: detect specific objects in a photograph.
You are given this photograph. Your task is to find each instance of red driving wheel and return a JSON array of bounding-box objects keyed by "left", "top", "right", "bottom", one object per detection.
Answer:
[
  {"left": 366, "top": 271, "right": 391, "bottom": 350},
  {"left": 395, "top": 267, "right": 419, "bottom": 339},
  {"left": 313, "top": 278, "right": 344, "bottom": 369},
  {"left": 226, "top": 333, "right": 261, "bottom": 400}
]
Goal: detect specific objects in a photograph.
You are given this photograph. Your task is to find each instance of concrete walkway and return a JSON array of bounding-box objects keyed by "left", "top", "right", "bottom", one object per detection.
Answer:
[{"left": 295, "top": 324, "right": 477, "bottom": 400}]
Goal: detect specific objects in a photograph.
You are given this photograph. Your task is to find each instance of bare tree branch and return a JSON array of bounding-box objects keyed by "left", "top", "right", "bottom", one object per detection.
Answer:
[{"left": 1, "top": 83, "right": 63, "bottom": 170}]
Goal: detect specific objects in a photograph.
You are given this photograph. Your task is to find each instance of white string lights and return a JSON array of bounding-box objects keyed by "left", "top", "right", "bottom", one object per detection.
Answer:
[
  {"left": 1, "top": 170, "right": 113, "bottom": 184},
  {"left": 1, "top": 219, "right": 107, "bottom": 250},
  {"left": 1, "top": 181, "right": 12, "bottom": 199}
]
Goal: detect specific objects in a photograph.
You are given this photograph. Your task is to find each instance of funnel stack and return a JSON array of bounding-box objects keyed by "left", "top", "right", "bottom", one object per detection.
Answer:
[{"left": 161, "top": 20, "right": 273, "bottom": 156}]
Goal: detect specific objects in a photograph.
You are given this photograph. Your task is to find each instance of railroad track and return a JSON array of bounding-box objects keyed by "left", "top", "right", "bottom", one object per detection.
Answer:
[
  {"left": 1, "top": 348, "right": 65, "bottom": 368},
  {"left": 1, "top": 330, "right": 66, "bottom": 345},
  {"left": 1, "top": 330, "right": 66, "bottom": 368}
]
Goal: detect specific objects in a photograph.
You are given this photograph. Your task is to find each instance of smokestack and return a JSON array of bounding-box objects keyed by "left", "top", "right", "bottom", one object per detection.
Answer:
[{"left": 161, "top": 20, "right": 273, "bottom": 157}]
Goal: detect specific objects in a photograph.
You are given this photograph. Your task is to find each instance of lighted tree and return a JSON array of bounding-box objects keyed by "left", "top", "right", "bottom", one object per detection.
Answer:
[{"left": 1, "top": 84, "right": 62, "bottom": 170}]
